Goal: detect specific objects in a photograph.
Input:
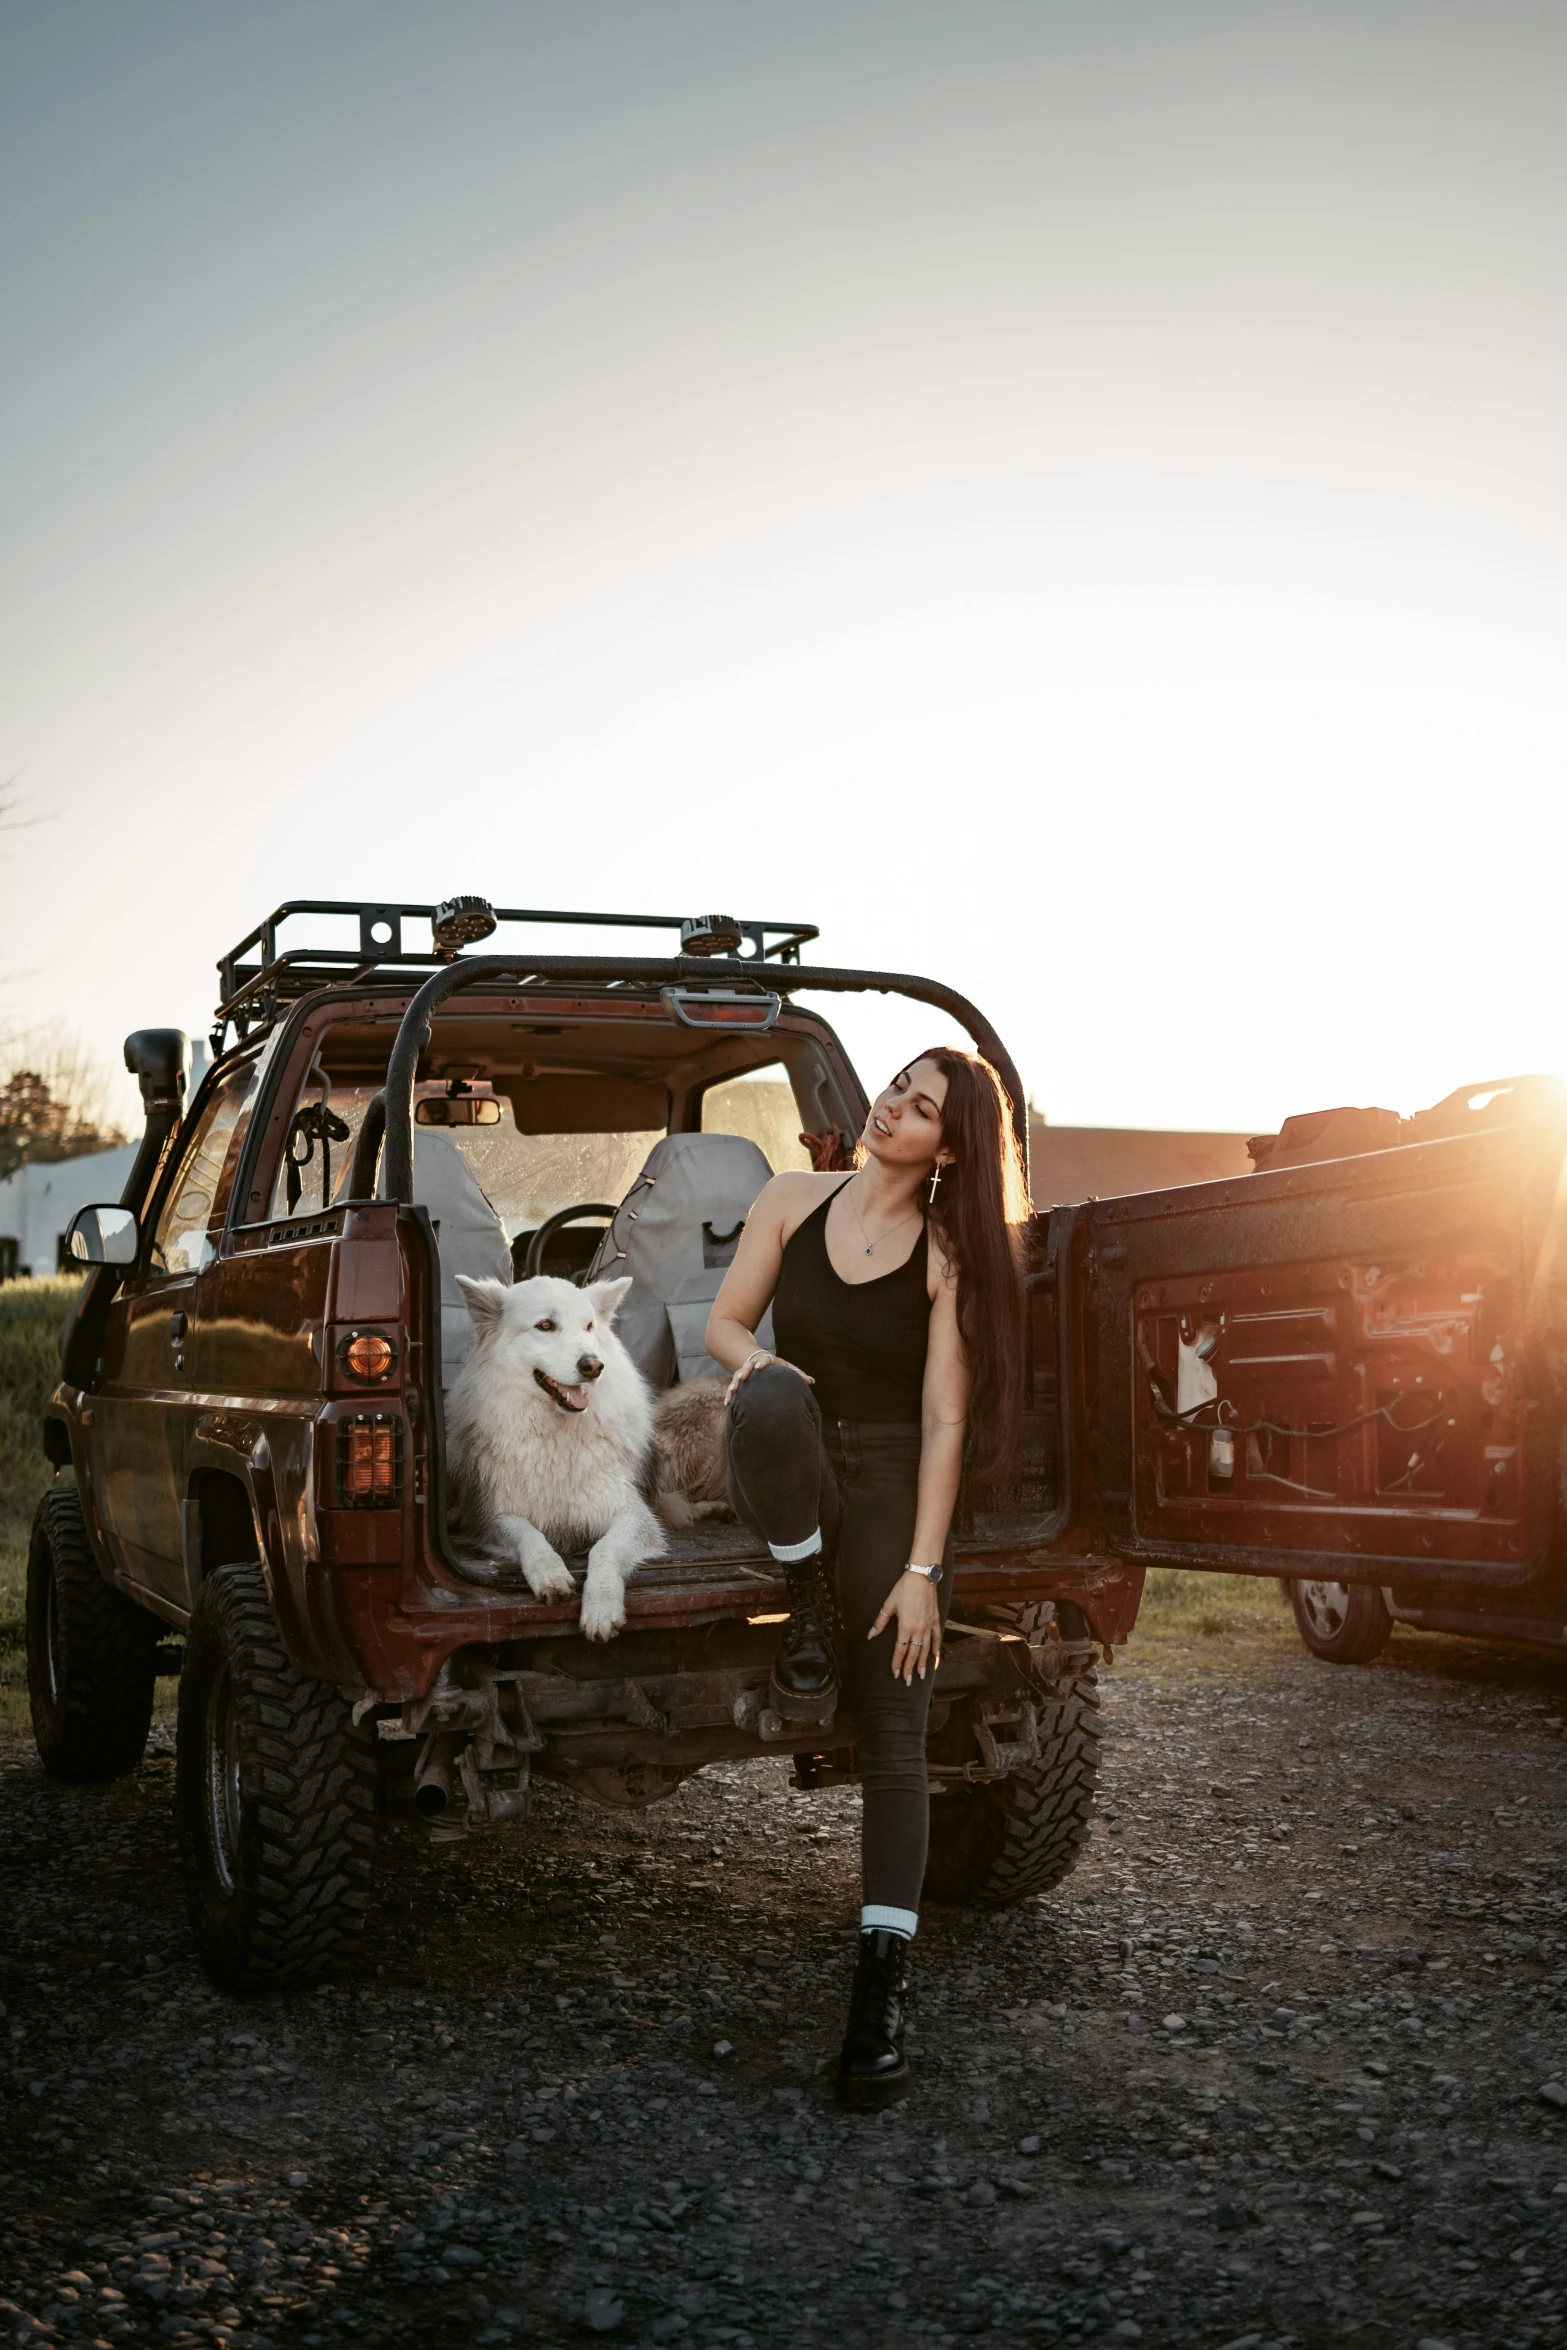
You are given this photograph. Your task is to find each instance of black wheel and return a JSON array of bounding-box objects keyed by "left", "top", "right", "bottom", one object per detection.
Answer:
[
  {"left": 923, "top": 1616, "right": 1100, "bottom": 1910},
  {"left": 1288, "top": 1578, "right": 1393, "bottom": 1664},
  {"left": 176, "top": 1564, "right": 378, "bottom": 1990},
  {"left": 26, "top": 1486, "right": 158, "bottom": 1781}
]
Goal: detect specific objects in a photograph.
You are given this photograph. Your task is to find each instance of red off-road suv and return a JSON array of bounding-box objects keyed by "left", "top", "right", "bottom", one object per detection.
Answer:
[
  {"left": 29, "top": 900, "right": 1567, "bottom": 1990},
  {"left": 29, "top": 900, "right": 1117, "bottom": 1988}
]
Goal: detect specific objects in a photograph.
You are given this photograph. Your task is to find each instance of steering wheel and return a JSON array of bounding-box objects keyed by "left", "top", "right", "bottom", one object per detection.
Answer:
[{"left": 522, "top": 1203, "right": 619, "bottom": 1282}]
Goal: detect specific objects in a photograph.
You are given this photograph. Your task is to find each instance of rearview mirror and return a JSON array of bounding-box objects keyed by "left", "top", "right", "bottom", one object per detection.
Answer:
[
  {"left": 415, "top": 1096, "right": 502, "bottom": 1127},
  {"left": 66, "top": 1204, "right": 139, "bottom": 1266}
]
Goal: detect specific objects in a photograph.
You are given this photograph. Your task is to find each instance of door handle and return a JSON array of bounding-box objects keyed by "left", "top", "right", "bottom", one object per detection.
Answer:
[{"left": 169, "top": 1310, "right": 187, "bottom": 1342}]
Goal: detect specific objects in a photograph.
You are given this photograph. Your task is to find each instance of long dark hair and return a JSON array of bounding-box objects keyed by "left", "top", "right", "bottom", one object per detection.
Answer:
[{"left": 913, "top": 1044, "right": 1030, "bottom": 1484}]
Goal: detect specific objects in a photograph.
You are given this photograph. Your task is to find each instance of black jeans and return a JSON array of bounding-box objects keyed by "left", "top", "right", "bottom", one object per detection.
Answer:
[{"left": 725, "top": 1363, "right": 953, "bottom": 1915}]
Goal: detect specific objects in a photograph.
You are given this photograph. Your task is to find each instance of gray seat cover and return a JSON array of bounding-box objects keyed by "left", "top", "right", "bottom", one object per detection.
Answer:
[
  {"left": 585, "top": 1132, "right": 776, "bottom": 1387},
  {"left": 414, "top": 1130, "right": 513, "bottom": 1380}
]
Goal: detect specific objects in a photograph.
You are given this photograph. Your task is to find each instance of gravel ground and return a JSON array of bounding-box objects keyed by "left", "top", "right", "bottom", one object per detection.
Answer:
[{"left": 2, "top": 1595, "right": 1565, "bottom": 2350}]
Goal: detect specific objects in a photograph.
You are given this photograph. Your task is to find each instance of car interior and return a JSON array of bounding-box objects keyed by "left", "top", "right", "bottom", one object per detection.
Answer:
[{"left": 263, "top": 1004, "right": 866, "bottom": 1383}]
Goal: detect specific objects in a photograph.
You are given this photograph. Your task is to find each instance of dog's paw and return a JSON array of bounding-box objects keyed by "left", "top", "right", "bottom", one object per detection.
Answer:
[
  {"left": 524, "top": 1557, "right": 576, "bottom": 1603},
  {"left": 578, "top": 1581, "right": 627, "bottom": 1642}
]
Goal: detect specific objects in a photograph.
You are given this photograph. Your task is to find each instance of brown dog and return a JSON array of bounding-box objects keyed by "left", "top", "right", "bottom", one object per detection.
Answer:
[{"left": 652, "top": 1378, "right": 733, "bottom": 1527}]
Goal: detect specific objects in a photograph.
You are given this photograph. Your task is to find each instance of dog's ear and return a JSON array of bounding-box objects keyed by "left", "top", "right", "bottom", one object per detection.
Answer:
[
  {"left": 456, "top": 1275, "right": 510, "bottom": 1337},
  {"left": 585, "top": 1275, "right": 633, "bottom": 1325}
]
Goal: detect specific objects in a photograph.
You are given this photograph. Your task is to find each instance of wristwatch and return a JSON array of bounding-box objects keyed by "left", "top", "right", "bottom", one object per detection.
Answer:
[{"left": 904, "top": 1561, "right": 943, "bottom": 1585}]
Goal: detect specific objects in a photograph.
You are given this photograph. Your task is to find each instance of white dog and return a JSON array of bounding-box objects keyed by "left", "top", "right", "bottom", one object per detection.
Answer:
[{"left": 446, "top": 1273, "right": 666, "bottom": 1640}]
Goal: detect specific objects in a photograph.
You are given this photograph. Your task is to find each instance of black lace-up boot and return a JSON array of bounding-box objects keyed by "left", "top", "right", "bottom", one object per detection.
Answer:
[
  {"left": 835, "top": 1929, "right": 912, "bottom": 2108},
  {"left": 768, "top": 1549, "right": 839, "bottom": 1718}
]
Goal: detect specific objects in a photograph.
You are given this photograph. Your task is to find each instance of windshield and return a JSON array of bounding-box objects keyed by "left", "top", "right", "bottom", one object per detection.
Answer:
[
  {"left": 455, "top": 1115, "right": 665, "bottom": 1233},
  {"left": 266, "top": 1085, "right": 663, "bottom": 1235}
]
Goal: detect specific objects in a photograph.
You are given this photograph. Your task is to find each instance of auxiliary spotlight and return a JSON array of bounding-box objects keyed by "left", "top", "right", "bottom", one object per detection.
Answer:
[
  {"left": 431, "top": 895, "right": 498, "bottom": 954},
  {"left": 679, "top": 914, "right": 745, "bottom": 958}
]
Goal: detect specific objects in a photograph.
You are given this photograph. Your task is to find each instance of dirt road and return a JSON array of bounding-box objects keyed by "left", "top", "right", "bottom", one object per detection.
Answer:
[{"left": 2, "top": 1583, "right": 1565, "bottom": 2350}]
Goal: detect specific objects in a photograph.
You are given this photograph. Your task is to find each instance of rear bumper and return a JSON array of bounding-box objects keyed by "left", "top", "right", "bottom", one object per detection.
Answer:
[
  {"left": 325, "top": 1534, "right": 1142, "bottom": 1703},
  {"left": 366, "top": 1608, "right": 1100, "bottom": 1831}
]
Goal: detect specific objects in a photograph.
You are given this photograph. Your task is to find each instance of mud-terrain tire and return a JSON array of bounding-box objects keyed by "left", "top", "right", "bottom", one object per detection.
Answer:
[
  {"left": 1288, "top": 1578, "right": 1393, "bottom": 1664},
  {"left": 176, "top": 1564, "right": 377, "bottom": 1990},
  {"left": 26, "top": 1486, "right": 158, "bottom": 1781},
  {"left": 923, "top": 1611, "right": 1100, "bottom": 1910}
]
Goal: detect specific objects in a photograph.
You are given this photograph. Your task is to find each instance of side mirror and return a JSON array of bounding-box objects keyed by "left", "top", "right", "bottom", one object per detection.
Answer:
[{"left": 66, "top": 1204, "right": 140, "bottom": 1266}]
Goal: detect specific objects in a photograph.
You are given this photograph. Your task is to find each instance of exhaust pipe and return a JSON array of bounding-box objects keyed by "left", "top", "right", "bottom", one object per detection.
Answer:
[
  {"left": 406, "top": 1708, "right": 537, "bottom": 1833},
  {"left": 413, "top": 1734, "right": 459, "bottom": 1817}
]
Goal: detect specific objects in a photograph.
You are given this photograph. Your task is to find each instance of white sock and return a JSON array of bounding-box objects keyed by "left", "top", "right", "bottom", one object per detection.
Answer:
[
  {"left": 768, "top": 1529, "right": 822, "bottom": 1563},
  {"left": 861, "top": 1904, "right": 918, "bottom": 1940}
]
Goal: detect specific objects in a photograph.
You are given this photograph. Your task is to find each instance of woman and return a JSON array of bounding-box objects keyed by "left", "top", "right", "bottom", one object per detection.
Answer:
[{"left": 705, "top": 1045, "right": 1029, "bottom": 2107}]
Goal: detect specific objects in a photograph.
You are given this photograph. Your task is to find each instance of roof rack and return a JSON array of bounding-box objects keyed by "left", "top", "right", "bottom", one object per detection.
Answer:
[{"left": 215, "top": 899, "right": 818, "bottom": 1041}]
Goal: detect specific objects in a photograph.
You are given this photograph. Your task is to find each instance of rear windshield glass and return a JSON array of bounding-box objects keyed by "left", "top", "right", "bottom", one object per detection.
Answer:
[{"left": 701, "top": 1066, "right": 812, "bottom": 1170}]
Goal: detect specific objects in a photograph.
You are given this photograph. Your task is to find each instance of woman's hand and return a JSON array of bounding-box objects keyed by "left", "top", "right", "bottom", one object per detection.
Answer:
[
  {"left": 722, "top": 1349, "right": 814, "bottom": 1406},
  {"left": 870, "top": 1570, "right": 942, "bottom": 1684}
]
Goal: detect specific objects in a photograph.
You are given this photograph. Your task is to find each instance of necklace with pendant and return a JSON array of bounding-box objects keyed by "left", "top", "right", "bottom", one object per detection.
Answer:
[{"left": 846, "top": 1179, "right": 920, "bottom": 1256}]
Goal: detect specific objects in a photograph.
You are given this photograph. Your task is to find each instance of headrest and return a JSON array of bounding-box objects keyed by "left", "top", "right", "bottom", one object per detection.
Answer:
[{"left": 585, "top": 1131, "right": 775, "bottom": 1386}]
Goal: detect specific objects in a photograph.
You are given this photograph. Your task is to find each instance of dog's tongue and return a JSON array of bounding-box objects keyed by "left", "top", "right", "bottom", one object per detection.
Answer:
[{"left": 557, "top": 1383, "right": 590, "bottom": 1412}]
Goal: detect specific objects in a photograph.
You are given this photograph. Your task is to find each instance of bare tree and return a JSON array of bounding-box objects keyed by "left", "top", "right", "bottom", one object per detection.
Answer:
[{"left": 0, "top": 1028, "right": 130, "bottom": 1181}]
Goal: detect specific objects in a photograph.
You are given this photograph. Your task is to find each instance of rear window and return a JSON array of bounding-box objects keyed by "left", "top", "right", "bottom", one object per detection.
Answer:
[{"left": 701, "top": 1066, "right": 812, "bottom": 1171}]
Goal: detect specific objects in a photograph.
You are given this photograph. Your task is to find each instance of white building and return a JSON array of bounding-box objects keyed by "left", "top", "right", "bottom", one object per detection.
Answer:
[
  {"left": 0, "top": 1040, "right": 209, "bottom": 1279},
  {"left": 0, "top": 1144, "right": 141, "bottom": 1278}
]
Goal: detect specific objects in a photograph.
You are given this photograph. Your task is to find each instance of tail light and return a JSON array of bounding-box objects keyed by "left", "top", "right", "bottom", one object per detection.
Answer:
[
  {"left": 341, "top": 1328, "right": 397, "bottom": 1381},
  {"left": 336, "top": 1414, "right": 404, "bottom": 1507}
]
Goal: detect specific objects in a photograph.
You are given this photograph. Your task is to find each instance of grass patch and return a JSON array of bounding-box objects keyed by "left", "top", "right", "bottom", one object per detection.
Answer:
[
  {"left": 0, "top": 1275, "right": 81, "bottom": 1690},
  {"left": 1133, "top": 1566, "right": 1293, "bottom": 1645}
]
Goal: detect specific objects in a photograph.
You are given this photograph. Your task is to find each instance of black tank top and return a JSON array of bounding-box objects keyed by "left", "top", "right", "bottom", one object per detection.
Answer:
[{"left": 771, "top": 1181, "right": 930, "bottom": 1423}]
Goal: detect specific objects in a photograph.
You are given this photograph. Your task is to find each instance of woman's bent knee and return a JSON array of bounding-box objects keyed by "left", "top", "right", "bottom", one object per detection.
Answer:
[{"left": 726, "top": 1360, "right": 819, "bottom": 1443}]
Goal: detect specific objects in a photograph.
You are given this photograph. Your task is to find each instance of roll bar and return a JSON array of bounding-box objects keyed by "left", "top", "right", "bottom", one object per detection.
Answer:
[{"left": 378, "top": 956, "right": 1028, "bottom": 1204}]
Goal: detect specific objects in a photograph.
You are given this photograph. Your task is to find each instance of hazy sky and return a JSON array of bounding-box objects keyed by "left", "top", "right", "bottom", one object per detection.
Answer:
[{"left": 5, "top": 1, "right": 1566, "bottom": 1132}]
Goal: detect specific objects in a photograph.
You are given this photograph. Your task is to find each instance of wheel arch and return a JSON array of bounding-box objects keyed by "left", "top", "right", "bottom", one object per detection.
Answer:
[
  {"left": 188, "top": 1467, "right": 263, "bottom": 1582},
  {"left": 182, "top": 1435, "right": 316, "bottom": 1669}
]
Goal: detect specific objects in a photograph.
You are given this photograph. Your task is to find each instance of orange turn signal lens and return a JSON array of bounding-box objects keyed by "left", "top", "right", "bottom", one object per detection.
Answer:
[
  {"left": 343, "top": 1330, "right": 396, "bottom": 1382},
  {"left": 335, "top": 1414, "right": 403, "bottom": 1506}
]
